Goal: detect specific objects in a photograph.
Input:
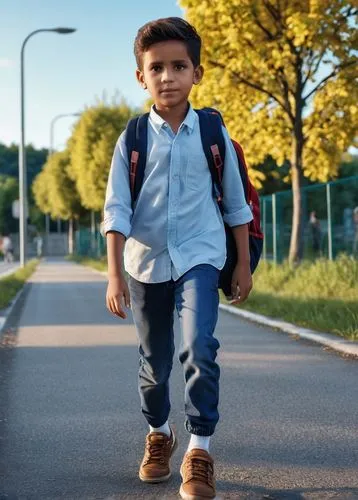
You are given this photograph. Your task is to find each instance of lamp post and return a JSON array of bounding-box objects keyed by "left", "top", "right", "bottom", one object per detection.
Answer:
[
  {"left": 19, "top": 27, "right": 76, "bottom": 267},
  {"left": 46, "top": 112, "right": 80, "bottom": 240}
]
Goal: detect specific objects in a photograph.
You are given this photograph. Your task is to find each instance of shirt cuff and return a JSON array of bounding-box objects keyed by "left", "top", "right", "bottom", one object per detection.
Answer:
[
  {"left": 223, "top": 204, "right": 253, "bottom": 227},
  {"left": 101, "top": 217, "right": 131, "bottom": 238}
]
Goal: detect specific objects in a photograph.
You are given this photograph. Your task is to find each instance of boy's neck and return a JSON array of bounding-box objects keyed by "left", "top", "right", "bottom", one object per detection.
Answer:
[{"left": 154, "top": 101, "right": 190, "bottom": 134}]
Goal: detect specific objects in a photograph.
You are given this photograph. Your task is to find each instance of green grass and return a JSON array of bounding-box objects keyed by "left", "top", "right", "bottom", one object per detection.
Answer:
[
  {"left": 223, "top": 254, "right": 358, "bottom": 340},
  {"left": 69, "top": 254, "right": 358, "bottom": 340},
  {"left": 0, "top": 260, "right": 38, "bottom": 310}
]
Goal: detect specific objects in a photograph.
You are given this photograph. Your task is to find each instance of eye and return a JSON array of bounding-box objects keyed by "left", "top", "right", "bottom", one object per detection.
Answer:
[
  {"left": 175, "top": 64, "right": 186, "bottom": 71},
  {"left": 151, "top": 65, "right": 162, "bottom": 72}
]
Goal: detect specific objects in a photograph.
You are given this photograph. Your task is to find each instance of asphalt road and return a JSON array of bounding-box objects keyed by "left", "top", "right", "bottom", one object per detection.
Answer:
[{"left": 0, "top": 259, "right": 357, "bottom": 500}]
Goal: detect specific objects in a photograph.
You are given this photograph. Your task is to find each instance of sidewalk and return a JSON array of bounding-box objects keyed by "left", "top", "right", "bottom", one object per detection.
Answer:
[
  {"left": 1, "top": 259, "right": 358, "bottom": 499},
  {"left": 219, "top": 303, "right": 358, "bottom": 358},
  {"left": 81, "top": 263, "right": 358, "bottom": 359}
]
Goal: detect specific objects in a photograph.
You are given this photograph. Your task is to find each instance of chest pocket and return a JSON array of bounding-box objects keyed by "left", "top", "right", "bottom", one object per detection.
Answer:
[{"left": 185, "top": 150, "right": 211, "bottom": 192}]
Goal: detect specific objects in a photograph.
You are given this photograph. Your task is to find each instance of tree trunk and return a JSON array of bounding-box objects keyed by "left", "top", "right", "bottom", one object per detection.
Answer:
[
  {"left": 68, "top": 218, "right": 74, "bottom": 255},
  {"left": 288, "top": 55, "right": 305, "bottom": 266},
  {"left": 288, "top": 130, "right": 304, "bottom": 264}
]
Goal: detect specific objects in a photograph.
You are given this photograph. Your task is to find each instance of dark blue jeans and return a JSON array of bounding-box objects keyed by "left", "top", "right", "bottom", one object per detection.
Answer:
[{"left": 128, "top": 264, "right": 220, "bottom": 436}]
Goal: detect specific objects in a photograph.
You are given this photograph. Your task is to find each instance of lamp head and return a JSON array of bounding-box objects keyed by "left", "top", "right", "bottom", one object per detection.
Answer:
[{"left": 54, "top": 28, "right": 76, "bottom": 34}]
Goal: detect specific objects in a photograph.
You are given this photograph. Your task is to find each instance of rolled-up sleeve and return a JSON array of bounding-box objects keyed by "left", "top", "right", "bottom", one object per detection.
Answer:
[
  {"left": 221, "top": 126, "right": 253, "bottom": 227},
  {"left": 102, "top": 132, "right": 133, "bottom": 237}
]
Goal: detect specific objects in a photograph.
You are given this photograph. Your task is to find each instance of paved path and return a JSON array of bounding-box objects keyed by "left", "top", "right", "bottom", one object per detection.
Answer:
[{"left": 0, "top": 260, "right": 357, "bottom": 499}]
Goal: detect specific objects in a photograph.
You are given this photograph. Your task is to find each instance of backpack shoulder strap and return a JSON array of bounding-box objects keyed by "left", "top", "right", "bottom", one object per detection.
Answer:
[
  {"left": 196, "top": 108, "right": 226, "bottom": 202},
  {"left": 125, "top": 113, "right": 149, "bottom": 204}
]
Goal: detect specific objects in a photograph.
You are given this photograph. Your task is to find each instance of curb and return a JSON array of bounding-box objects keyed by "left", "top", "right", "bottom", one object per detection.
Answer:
[
  {"left": 0, "top": 285, "right": 27, "bottom": 336},
  {"left": 70, "top": 260, "right": 358, "bottom": 359},
  {"left": 219, "top": 303, "right": 358, "bottom": 358},
  {"left": 0, "top": 261, "right": 38, "bottom": 337}
]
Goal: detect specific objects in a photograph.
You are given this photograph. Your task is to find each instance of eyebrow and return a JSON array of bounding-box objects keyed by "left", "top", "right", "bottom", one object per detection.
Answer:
[{"left": 149, "top": 59, "right": 188, "bottom": 65}]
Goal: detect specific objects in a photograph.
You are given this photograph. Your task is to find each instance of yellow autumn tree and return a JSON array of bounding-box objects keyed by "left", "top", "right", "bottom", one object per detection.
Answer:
[
  {"left": 69, "top": 100, "right": 135, "bottom": 212},
  {"left": 33, "top": 150, "right": 83, "bottom": 219},
  {"left": 180, "top": 0, "right": 357, "bottom": 263},
  {"left": 33, "top": 150, "right": 84, "bottom": 253}
]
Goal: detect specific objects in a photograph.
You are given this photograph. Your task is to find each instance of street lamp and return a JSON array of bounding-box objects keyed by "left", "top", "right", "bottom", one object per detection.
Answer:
[
  {"left": 46, "top": 112, "right": 81, "bottom": 237},
  {"left": 19, "top": 27, "right": 77, "bottom": 267}
]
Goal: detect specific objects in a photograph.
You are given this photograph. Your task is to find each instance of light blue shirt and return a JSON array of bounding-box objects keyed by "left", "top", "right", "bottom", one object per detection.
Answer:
[{"left": 103, "top": 104, "right": 253, "bottom": 283}]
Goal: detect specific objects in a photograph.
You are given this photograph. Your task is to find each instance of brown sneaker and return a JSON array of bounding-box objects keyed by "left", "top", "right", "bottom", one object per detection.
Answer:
[
  {"left": 139, "top": 426, "right": 178, "bottom": 483},
  {"left": 179, "top": 448, "right": 216, "bottom": 499}
]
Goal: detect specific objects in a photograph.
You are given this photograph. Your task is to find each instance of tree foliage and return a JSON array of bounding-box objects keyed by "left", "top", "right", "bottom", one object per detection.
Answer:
[
  {"left": 180, "top": 0, "right": 357, "bottom": 261},
  {"left": 181, "top": 0, "right": 357, "bottom": 181},
  {"left": 32, "top": 150, "right": 83, "bottom": 221},
  {"left": 69, "top": 101, "right": 135, "bottom": 211},
  {"left": 0, "top": 143, "right": 48, "bottom": 185},
  {"left": 0, "top": 175, "right": 19, "bottom": 235}
]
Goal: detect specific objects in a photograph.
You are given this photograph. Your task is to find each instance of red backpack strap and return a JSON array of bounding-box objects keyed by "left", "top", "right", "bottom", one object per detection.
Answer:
[
  {"left": 125, "top": 114, "right": 149, "bottom": 206},
  {"left": 196, "top": 108, "right": 226, "bottom": 205},
  {"left": 129, "top": 151, "right": 139, "bottom": 195}
]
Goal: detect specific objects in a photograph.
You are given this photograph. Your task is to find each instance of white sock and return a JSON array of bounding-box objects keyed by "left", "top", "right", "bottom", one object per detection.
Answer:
[
  {"left": 187, "top": 434, "right": 210, "bottom": 452},
  {"left": 149, "top": 421, "right": 171, "bottom": 437}
]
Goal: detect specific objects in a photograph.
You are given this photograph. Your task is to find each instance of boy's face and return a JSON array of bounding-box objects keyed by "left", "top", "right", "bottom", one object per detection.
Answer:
[{"left": 136, "top": 40, "right": 203, "bottom": 109}]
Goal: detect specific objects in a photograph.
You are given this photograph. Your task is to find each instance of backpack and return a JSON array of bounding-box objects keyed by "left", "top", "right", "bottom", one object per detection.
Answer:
[{"left": 124, "top": 107, "right": 263, "bottom": 297}]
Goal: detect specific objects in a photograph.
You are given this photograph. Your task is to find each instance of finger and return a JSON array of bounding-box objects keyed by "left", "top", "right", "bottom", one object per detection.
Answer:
[
  {"left": 231, "top": 283, "right": 240, "bottom": 300},
  {"left": 108, "top": 297, "right": 119, "bottom": 316},
  {"left": 107, "top": 295, "right": 117, "bottom": 315},
  {"left": 109, "top": 297, "right": 124, "bottom": 318},
  {"left": 237, "top": 286, "right": 251, "bottom": 303},
  {"left": 237, "top": 292, "right": 248, "bottom": 303},
  {"left": 113, "top": 296, "right": 127, "bottom": 319},
  {"left": 229, "top": 297, "right": 240, "bottom": 305}
]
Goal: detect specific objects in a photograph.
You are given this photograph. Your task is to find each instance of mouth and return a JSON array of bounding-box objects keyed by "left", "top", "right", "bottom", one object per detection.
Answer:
[{"left": 160, "top": 89, "right": 179, "bottom": 94}]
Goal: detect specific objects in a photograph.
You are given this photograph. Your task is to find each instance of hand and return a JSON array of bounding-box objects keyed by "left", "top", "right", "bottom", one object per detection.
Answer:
[
  {"left": 229, "top": 262, "right": 252, "bottom": 305},
  {"left": 106, "top": 274, "right": 131, "bottom": 319}
]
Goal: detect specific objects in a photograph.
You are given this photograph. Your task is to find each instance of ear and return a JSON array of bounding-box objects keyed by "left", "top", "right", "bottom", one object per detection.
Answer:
[
  {"left": 136, "top": 69, "right": 147, "bottom": 89},
  {"left": 193, "top": 65, "right": 204, "bottom": 85}
]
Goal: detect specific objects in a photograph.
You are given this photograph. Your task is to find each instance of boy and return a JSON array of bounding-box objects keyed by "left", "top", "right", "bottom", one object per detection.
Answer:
[{"left": 103, "top": 17, "right": 253, "bottom": 500}]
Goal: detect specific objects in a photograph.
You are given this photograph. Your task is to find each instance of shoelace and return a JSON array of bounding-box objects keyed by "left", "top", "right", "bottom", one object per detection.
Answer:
[
  {"left": 144, "top": 437, "right": 168, "bottom": 464},
  {"left": 186, "top": 457, "right": 213, "bottom": 485}
]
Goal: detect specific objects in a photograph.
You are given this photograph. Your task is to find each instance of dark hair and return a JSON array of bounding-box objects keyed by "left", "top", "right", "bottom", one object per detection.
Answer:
[{"left": 134, "top": 17, "right": 201, "bottom": 70}]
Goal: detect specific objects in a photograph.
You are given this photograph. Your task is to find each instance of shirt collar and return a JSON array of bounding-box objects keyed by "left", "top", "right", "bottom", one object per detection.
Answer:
[{"left": 149, "top": 103, "right": 196, "bottom": 135}]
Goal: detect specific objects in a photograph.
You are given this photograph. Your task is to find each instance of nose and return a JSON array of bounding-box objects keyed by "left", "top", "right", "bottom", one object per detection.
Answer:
[{"left": 161, "top": 67, "right": 174, "bottom": 83}]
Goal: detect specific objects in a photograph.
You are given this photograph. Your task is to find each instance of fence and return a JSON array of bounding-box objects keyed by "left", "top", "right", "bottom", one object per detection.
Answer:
[
  {"left": 260, "top": 176, "right": 358, "bottom": 262},
  {"left": 73, "top": 176, "right": 358, "bottom": 263},
  {"left": 74, "top": 226, "right": 106, "bottom": 258}
]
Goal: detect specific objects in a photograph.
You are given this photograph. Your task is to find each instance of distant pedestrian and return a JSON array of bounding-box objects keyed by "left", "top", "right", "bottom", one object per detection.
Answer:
[
  {"left": 309, "top": 211, "right": 321, "bottom": 256},
  {"left": 2, "top": 234, "right": 14, "bottom": 263},
  {"left": 34, "top": 234, "right": 43, "bottom": 257},
  {"left": 102, "top": 17, "right": 253, "bottom": 500}
]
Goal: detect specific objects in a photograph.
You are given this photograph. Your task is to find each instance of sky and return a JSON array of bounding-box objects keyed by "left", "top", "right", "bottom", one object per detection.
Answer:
[{"left": 0, "top": 0, "right": 183, "bottom": 150}]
